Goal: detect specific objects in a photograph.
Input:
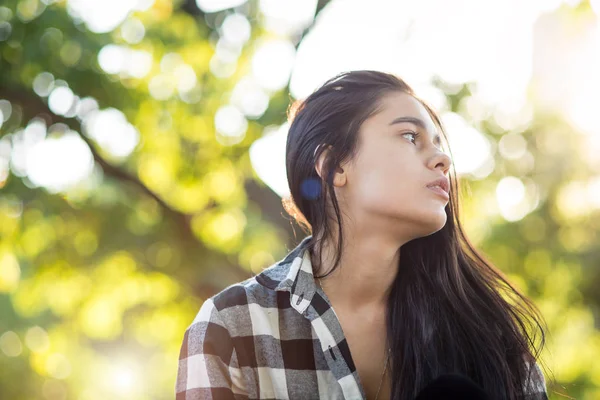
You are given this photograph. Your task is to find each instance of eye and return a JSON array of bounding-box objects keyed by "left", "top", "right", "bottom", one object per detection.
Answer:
[{"left": 402, "top": 131, "right": 420, "bottom": 145}]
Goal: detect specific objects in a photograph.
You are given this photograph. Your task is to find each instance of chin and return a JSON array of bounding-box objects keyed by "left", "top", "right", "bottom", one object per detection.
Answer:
[{"left": 421, "top": 213, "right": 448, "bottom": 236}]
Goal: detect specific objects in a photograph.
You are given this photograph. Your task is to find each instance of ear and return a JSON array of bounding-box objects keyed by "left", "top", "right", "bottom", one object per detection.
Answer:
[{"left": 314, "top": 145, "right": 346, "bottom": 187}]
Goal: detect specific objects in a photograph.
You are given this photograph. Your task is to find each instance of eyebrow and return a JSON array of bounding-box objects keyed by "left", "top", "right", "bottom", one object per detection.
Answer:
[{"left": 389, "top": 116, "right": 442, "bottom": 146}]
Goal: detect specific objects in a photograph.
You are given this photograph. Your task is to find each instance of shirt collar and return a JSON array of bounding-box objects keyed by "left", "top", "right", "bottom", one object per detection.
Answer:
[
  {"left": 255, "top": 235, "right": 318, "bottom": 314},
  {"left": 254, "top": 235, "right": 367, "bottom": 399}
]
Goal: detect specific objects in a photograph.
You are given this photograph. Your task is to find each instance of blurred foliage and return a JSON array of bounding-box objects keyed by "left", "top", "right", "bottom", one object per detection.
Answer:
[
  {"left": 0, "top": 0, "right": 313, "bottom": 398},
  {"left": 0, "top": 0, "right": 598, "bottom": 399}
]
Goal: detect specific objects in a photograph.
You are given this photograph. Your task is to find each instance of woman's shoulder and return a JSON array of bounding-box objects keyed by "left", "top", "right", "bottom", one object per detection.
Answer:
[
  {"left": 188, "top": 259, "right": 293, "bottom": 330},
  {"left": 201, "top": 235, "right": 311, "bottom": 312}
]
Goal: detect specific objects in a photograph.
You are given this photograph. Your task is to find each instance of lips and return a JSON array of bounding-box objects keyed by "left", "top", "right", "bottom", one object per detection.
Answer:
[{"left": 426, "top": 177, "right": 450, "bottom": 195}]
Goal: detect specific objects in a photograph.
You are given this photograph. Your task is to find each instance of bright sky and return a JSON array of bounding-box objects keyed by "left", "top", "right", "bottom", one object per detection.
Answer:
[
  {"left": 5, "top": 0, "right": 600, "bottom": 223},
  {"left": 250, "top": 0, "right": 551, "bottom": 200},
  {"left": 248, "top": 0, "right": 600, "bottom": 222}
]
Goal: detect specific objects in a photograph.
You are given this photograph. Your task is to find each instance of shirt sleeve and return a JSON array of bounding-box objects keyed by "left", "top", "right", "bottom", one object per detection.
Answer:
[{"left": 176, "top": 297, "right": 247, "bottom": 399}]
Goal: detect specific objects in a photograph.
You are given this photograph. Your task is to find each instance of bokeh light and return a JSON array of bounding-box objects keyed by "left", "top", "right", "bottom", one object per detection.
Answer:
[
  {"left": 214, "top": 105, "right": 248, "bottom": 145},
  {"left": 259, "top": 0, "right": 318, "bottom": 35},
  {"left": 83, "top": 108, "right": 140, "bottom": 158},
  {"left": 25, "top": 326, "right": 50, "bottom": 353},
  {"left": 252, "top": 39, "right": 296, "bottom": 92},
  {"left": 26, "top": 130, "right": 95, "bottom": 192},
  {"left": 0, "top": 331, "right": 22, "bottom": 357},
  {"left": 98, "top": 45, "right": 152, "bottom": 78},
  {"left": 1, "top": 0, "right": 599, "bottom": 398},
  {"left": 249, "top": 123, "right": 289, "bottom": 197},
  {"left": 67, "top": 0, "right": 153, "bottom": 33},
  {"left": 196, "top": 0, "right": 246, "bottom": 13}
]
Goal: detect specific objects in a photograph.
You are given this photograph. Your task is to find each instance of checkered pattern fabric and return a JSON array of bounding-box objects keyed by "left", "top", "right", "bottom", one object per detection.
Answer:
[{"left": 176, "top": 235, "right": 549, "bottom": 399}]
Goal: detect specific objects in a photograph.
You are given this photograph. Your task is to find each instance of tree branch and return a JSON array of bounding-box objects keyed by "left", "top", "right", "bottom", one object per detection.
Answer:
[{"left": 0, "top": 86, "right": 204, "bottom": 243}]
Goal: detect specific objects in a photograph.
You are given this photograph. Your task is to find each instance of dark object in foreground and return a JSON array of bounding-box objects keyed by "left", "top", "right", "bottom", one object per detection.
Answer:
[{"left": 414, "top": 374, "right": 490, "bottom": 400}]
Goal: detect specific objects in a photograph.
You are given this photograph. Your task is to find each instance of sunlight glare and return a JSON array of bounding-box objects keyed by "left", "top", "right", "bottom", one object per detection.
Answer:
[
  {"left": 221, "top": 13, "right": 251, "bottom": 45},
  {"left": 112, "top": 362, "right": 138, "bottom": 394},
  {"left": 231, "top": 77, "right": 269, "bottom": 118},
  {"left": 249, "top": 123, "right": 290, "bottom": 197},
  {"left": 98, "top": 45, "right": 152, "bottom": 78},
  {"left": 556, "top": 181, "right": 594, "bottom": 219},
  {"left": 120, "top": 18, "right": 145, "bottom": 44},
  {"left": 196, "top": 0, "right": 247, "bottom": 13},
  {"left": 496, "top": 177, "right": 539, "bottom": 221},
  {"left": 215, "top": 105, "right": 248, "bottom": 145},
  {"left": 26, "top": 131, "right": 94, "bottom": 192},
  {"left": 67, "top": 0, "right": 152, "bottom": 33},
  {"left": 0, "top": 100, "right": 10, "bottom": 122},
  {"left": 499, "top": 133, "right": 528, "bottom": 160},
  {"left": 48, "top": 87, "right": 75, "bottom": 116},
  {"left": 440, "top": 112, "right": 492, "bottom": 176},
  {"left": 288, "top": 0, "right": 552, "bottom": 119},
  {"left": 83, "top": 108, "right": 140, "bottom": 158},
  {"left": 98, "top": 45, "right": 126, "bottom": 74},
  {"left": 563, "top": 20, "right": 600, "bottom": 136},
  {"left": 259, "top": 0, "right": 318, "bottom": 35},
  {"left": 33, "top": 72, "right": 55, "bottom": 97},
  {"left": 252, "top": 39, "right": 296, "bottom": 92}
]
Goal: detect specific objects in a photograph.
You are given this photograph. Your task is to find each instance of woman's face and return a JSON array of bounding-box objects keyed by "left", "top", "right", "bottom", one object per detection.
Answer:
[{"left": 336, "top": 91, "right": 453, "bottom": 240}]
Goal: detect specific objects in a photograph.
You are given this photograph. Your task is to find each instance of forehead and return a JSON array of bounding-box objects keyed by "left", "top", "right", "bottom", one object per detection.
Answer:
[{"left": 372, "top": 91, "right": 437, "bottom": 129}]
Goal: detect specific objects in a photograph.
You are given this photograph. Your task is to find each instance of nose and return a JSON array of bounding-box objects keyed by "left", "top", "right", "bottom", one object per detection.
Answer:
[{"left": 429, "top": 150, "right": 452, "bottom": 175}]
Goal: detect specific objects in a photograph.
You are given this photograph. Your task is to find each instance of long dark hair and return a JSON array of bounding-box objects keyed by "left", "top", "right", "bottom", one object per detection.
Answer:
[{"left": 283, "top": 70, "right": 550, "bottom": 400}]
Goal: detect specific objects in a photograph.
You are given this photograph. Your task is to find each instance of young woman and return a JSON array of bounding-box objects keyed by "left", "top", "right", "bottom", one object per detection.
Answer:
[{"left": 176, "top": 70, "right": 550, "bottom": 400}]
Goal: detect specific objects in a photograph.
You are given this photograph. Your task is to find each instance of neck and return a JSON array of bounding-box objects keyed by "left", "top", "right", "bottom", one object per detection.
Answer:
[{"left": 311, "top": 231, "right": 401, "bottom": 312}]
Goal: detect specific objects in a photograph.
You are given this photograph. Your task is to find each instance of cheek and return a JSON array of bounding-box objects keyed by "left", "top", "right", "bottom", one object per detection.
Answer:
[{"left": 351, "top": 154, "right": 417, "bottom": 205}]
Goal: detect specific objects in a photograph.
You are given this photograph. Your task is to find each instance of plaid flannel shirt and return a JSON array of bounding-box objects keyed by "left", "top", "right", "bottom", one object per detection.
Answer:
[{"left": 176, "top": 235, "right": 549, "bottom": 399}]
